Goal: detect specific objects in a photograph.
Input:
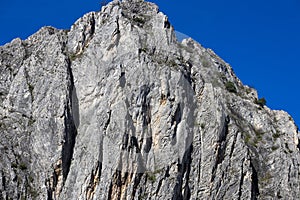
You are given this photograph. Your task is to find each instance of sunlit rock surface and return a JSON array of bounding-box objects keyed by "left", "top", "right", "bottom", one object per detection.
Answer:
[{"left": 0, "top": 0, "right": 299, "bottom": 199}]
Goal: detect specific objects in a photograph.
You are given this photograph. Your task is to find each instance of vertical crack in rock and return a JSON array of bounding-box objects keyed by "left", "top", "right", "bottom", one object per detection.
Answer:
[
  {"left": 238, "top": 158, "right": 245, "bottom": 200},
  {"left": 138, "top": 85, "right": 151, "bottom": 127},
  {"left": 250, "top": 160, "right": 259, "bottom": 200},
  {"left": 98, "top": 110, "right": 111, "bottom": 195},
  {"left": 46, "top": 160, "right": 63, "bottom": 200},
  {"left": 129, "top": 136, "right": 140, "bottom": 153},
  {"left": 172, "top": 144, "right": 193, "bottom": 200},
  {"left": 1, "top": 170, "right": 6, "bottom": 192},
  {"left": 211, "top": 115, "right": 230, "bottom": 183},
  {"left": 109, "top": 169, "right": 134, "bottom": 200},
  {"left": 119, "top": 65, "right": 126, "bottom": 88},
  {"left": 171, "top": 104, "right": 182, "bottom": 145},
  {"left": 126, "top": 85, "right": 151, "bottom": 154},
  {"left": 24, "top": 67, "right": 34, "bottom": 103},
  {"left": 228, "top": 129, "right": 239, "bottom": 160},
  {"left": 85, "top": 161, "right": 101, "bottom": 200},
  {"left": 143, "top": 135, "right": 152, "bottom": 153},
  {"left": 131, "top": 173, "right": 144, "bottom": 200},
  {"left": 82, "top": 13, "right": 96, "bottom": 49},
  {"left": 62, "top": 59, "right": 78, "bottom": 182},
  {"left": 104, "top": 110, "right": 112, "bottom": 131},
  {"left": 122, "top": 132, "right": 129, "bottom": 150},
  {"left": 70, "top": 12, "right": 96, "bottom": 55},
  {"left": 139, "top": 85, "right": 152, "bottom": 155},
  {"left": 46, "top": 57, "right": 79, "bottom": 199},
  {"left": 164, "top": 18, "right": 171, "bottom": 29},
  {"left": 123, "top": 102, "right": 136, "bottom": 152},
  {"left": 107, "top": 182, "right": 113, "bottom": 200},
  {"left": 107, "top": 16, "right": 121, "bottom": 51},
  {"left": 182, "top": 63, "right": 194, "bottom": 91},
  {"left": 108, "top": 170, "right": 122, "bottom": 200},
  {"left": 157, "top": 166, "right": 171, "bottom": 195},
  {"left": 183, "top": 145, "right": 193, "bottom": 200}
]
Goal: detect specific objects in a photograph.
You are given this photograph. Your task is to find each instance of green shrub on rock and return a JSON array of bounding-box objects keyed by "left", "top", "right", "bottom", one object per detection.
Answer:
[
  {"left": 225, "top": 81, "right": 237, "bottom": 93},
  {"left": 255, "top": 98, "right": 267, "bottom": 107}
]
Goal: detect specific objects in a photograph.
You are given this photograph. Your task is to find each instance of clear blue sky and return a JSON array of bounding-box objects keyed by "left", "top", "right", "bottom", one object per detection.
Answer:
[{"left": 1, "top": 0, "right": 299, "bottom": 128}]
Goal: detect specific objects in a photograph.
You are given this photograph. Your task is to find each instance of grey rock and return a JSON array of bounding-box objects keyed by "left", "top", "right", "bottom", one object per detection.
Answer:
[{"left": 0, "top": 0, "right": 299, "bottom": 199}]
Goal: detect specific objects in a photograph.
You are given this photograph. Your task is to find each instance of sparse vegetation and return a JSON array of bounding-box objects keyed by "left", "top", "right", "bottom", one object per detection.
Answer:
[
  {"left": 273, "top": 132, "right": 280, "bottom": 139},
  {"left": 28, "top": 117, "right": 36, "bottom": 126},
  {"left": 69, "top": 54, "right": 77, "bottom": 61},
  {"left": 271, "top": 145, "right": 279, "bottom": 151},
  {"left": 200, "top": 123, "right": 205, "bottom": 129},
  {"left": 11, "top": 162, "right": 27, "bottom": 170},
  {"left": 28, "top": 186, "right": 39, "bottom": 198},
  {"left": 243, "top": 132, "right": 251, "bottom": 144},
  {"left": 253, "top": 128, "right": 264, "bottom": 146},
  {"left": 255, "top": 98, "right": 266, "bottom": 107},
  {"left": 225, "top": 81, "right": 237, "bottom": 93},
  {"left": 19, "top": 163, "right": 28, "bottom": 170},
  {"left": 28, "top": 83, "right": 34, "bottom": 94},
  {"left": 260, "top": 172, "right": 272, "bottom": 184},
  {"left": 11, "top": 162, "right": 18, "bottom": 168},
  {"left": 133, "top": 16, "right": 146, "bottom": 24},
  {"left": 146, "top": 172, "right": 156, "bottom": 183}
]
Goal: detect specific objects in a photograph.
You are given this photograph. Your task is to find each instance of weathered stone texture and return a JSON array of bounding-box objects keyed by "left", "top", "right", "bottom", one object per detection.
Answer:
[{"left": 1, "top": 0, "right": 299, "bottom": 199}]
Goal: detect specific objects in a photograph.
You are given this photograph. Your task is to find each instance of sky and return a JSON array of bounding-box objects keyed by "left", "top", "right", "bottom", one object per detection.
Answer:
[{"left": 0, "top": 0, "right": 299, "bottom": 128}]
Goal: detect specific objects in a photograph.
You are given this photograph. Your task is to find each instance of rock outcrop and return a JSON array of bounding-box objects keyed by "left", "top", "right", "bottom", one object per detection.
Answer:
[{"left": 1, "top": 0, "right": 299, "bottom": 199}]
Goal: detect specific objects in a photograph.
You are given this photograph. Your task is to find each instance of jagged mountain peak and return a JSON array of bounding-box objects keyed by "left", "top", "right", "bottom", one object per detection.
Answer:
[{"left": 0, "top": 0, "right": 299, "bottom": 199}]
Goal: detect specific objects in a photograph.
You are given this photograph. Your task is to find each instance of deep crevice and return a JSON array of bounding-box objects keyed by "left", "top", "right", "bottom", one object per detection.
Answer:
[
  {"left": 83, "top": 13, "right": 96, "bottom": 48},
  {"left": 46, "top": 59, "right": 78, "bottom": 200},
  {"left": 250, "top": 160, "right": 259, "bottom": 200},
  {"left": 172, "top": 144, "right": 193, "bottom": 200},
  {"left": 122, "top": 132, "right": 129, "bottom": 150},
  {"left": 131, "top": 173, "right": 143, "bottom": 200},
  {"left": 138, "top": 85, "right": 151, "bottom": 127},
  {"left": 129, "top": 135, "right": 140, "bottom": 153},
  {"left": 85, "top": 161, "right": 101, "bottom": 200},
  {"left": 2, "top": 170, "right": 6, "bottom": 191},
  {"left": 211, "top": 115, "right": 229, "bottom": 182},
  {"left": 61, "top": 59, "right": 78, "bottom": 182},
  {"left": 238, "top": 158, "right": 245, "bottom": 200},
  {"left": 143, "top": 136, "right": 152, "bottom": 153},
  {"left": 171, "top": 104, "right": 182, "bottom": 145},
  {"left": 229, "top": 131, "right": 239, "bottom": 158},
  {"left": 180, "top": 60, "right": 195, "bottom": 92},
  {"left": 104, "top": 110, "right": 111, "bottom": 131},
  {"left": 107, "top": 182, "right": 113, "bottom": 200},
  {"left": 155, "top": 166, "right": 170, "bottom": 195},
  {"left": 107, "top": 170, "right": 122, "bottom": 199},
  {"left": 164, "top": 20, "right": 171, "bottom": 29}
]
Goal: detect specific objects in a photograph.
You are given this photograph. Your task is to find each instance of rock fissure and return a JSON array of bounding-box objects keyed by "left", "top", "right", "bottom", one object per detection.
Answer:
[
  {"left": 250, "top": 160, "right": 259, "bottom": 200},
  {"left": 85, "top": 161, "right": 101, "bottom": 200},
  {"left": 171, "top": 103, "right": 182, "bottom": 144},
  {"left": 211, "top": 115, "right": 229, "bottom": 183},
  {"left": 238, "top": 158, "right": 245, "bottom": 200},
  {"left": 61, "top": 59, "right": 78, "bottom": 183}
]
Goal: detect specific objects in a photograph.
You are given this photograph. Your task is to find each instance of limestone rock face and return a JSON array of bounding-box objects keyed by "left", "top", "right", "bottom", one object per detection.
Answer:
[{"left": 1, "top": 0, "right": 299, "bottom": 199}]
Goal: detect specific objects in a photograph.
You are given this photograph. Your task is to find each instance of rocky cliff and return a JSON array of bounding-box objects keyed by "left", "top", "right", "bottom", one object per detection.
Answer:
[{"left": 0, "top": 0, "right": 299, "bottom": 199}]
